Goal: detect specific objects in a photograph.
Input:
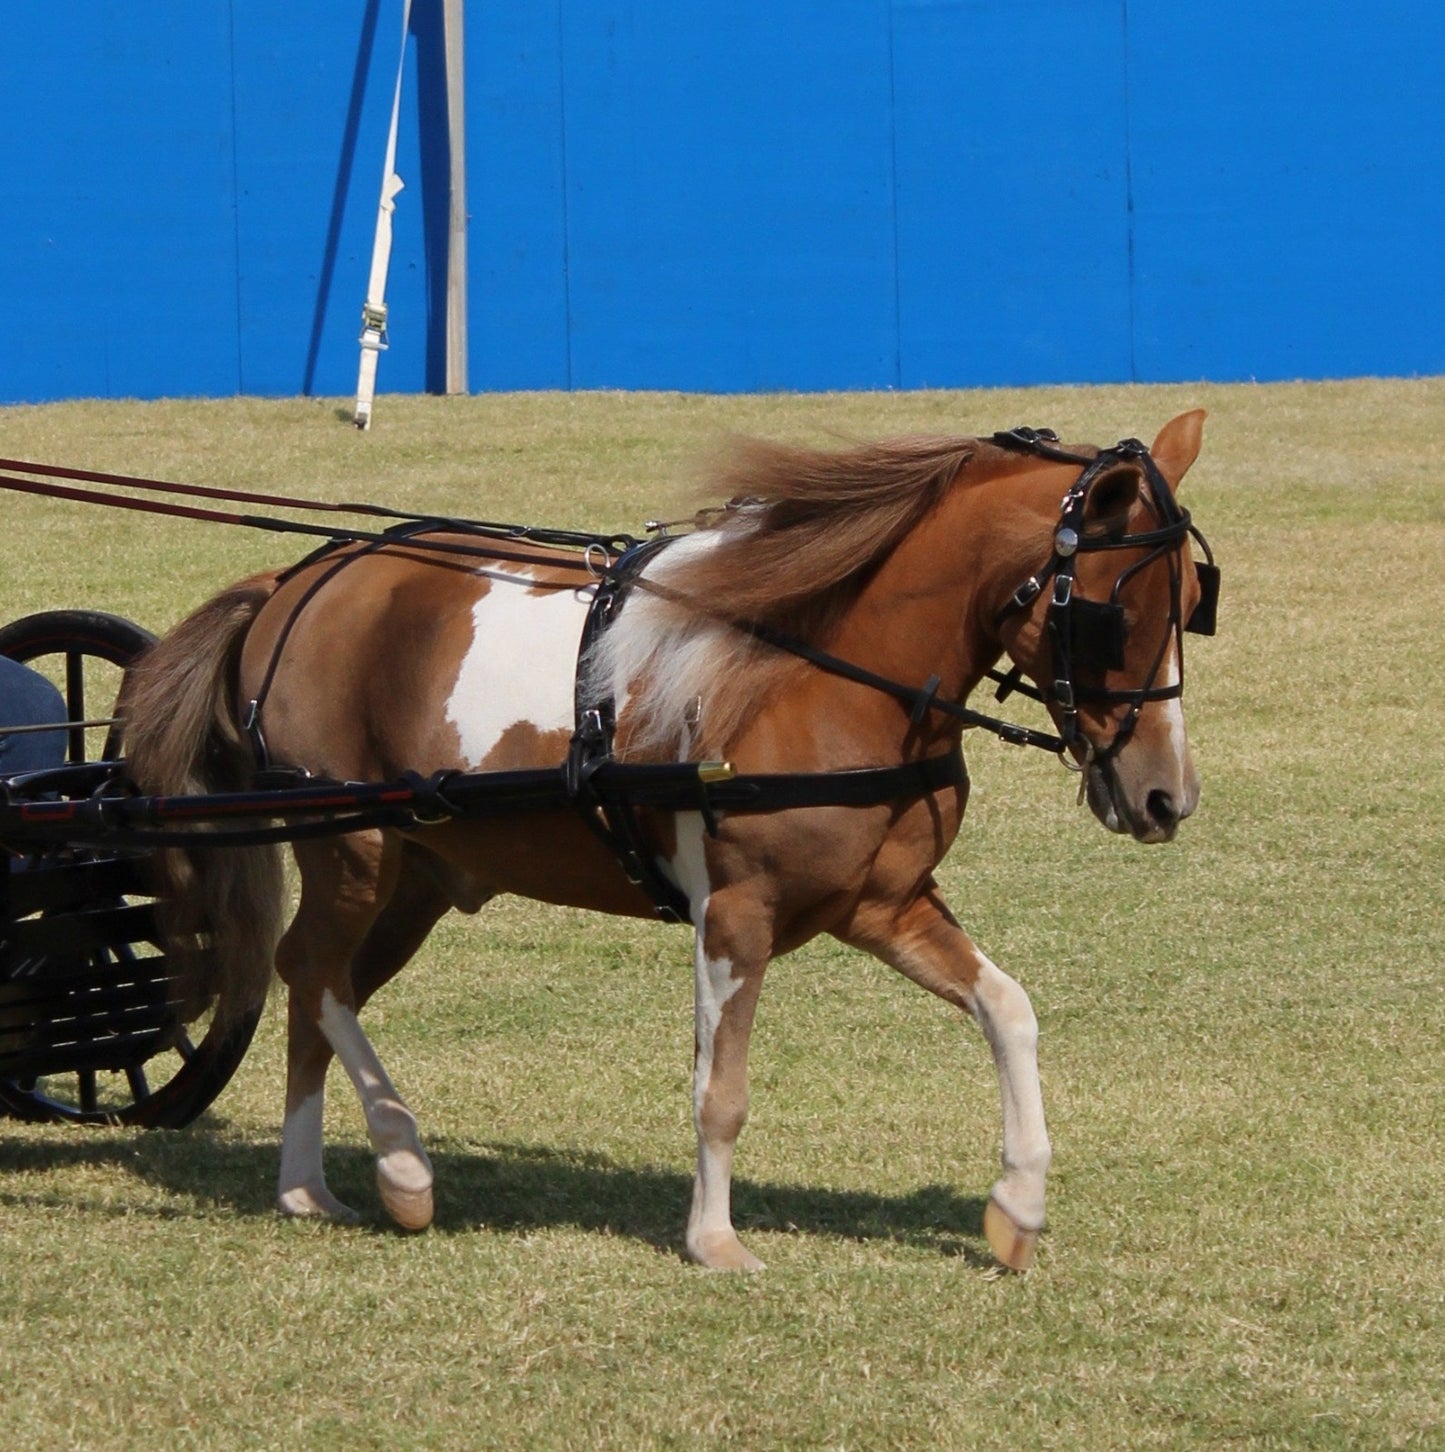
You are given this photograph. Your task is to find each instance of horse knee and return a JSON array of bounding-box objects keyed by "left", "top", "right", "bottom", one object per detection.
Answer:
[
  {"left": 971, "top": 962, "right": 1038, "bottom": 1049},
  {"left": 696, "top": 1074, "right": 748, "bottom": 1146}
]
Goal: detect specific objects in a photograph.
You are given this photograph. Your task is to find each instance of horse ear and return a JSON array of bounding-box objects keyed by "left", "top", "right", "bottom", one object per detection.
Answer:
[
  {"left": 1082, "top": 464, "right": 1139, "bottom": 525},
  {"left": 1149, "top": 409, "right": 1207, "bottom": 490}
]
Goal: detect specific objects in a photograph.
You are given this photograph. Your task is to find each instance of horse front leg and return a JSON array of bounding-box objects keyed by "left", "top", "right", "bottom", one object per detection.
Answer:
[
  {"left": 685, "top": 901, "right": 769, "bottom": 1271},
  {"left": 846, "top": 886, "right": 1051, "bottom": 1271}
]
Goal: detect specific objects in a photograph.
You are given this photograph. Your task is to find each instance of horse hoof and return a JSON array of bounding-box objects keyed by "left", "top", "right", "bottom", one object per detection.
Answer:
[
  {"left": 983, "top": 1197, "right": 1039, "bottom": 1272},
  {"left": 380, "top": 1180, "right": 434, "bottom": 1232},
  {"left": 687, "top": 1230, "right": 766, "bottom": 1272},
  {"left": 278, "top": 1185, "right": 362, "bottom": 1224},
  {"left": 377, "top": 1150, "right": 435, "bottom": 1232}
]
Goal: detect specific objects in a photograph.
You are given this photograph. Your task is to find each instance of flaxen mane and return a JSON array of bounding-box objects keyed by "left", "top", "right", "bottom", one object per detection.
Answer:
[{"left": 588, "top": 434, "right": 980, "bottom": 758}]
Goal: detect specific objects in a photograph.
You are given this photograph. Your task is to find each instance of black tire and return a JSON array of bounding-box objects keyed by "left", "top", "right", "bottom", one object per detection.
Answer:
[
  {"left": 0, "top": 608, "right": 157, "bottom": 763},
  {"left": 0, "top": 609, "right": 259, "bottom": 1127}
]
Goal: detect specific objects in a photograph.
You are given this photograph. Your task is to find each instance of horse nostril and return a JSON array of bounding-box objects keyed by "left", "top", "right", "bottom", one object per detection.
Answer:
[{"left": 1146, "top": 789, "right": 1179, "bottom": 829}]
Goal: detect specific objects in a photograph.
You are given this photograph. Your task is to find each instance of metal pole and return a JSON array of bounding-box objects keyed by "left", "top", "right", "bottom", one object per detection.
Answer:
[{"left": 443, "top": 0, "right": 468, "bottom": 394}]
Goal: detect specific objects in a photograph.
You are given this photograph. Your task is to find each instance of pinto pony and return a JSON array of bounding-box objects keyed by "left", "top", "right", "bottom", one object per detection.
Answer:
[{"left": 123, "top": 411, "right": 1214, "bottom": 1271}]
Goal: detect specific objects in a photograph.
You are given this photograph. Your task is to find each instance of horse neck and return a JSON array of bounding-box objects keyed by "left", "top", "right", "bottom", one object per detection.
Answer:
[{"left": 828, "top": 461, "right": 1069, "bottom": 714}]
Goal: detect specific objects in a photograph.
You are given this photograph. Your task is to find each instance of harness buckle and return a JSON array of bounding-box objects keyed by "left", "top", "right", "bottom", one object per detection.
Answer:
[
  {"left": 1010, "top": 576, "right": 1042, "bottom": 611},
  {"left": 1053, "top": 679, "right": 1076, "bottom": 711},
  {"left": 359, "top": 302, "right": 389, "bottom": 350},
  {"left": 1051, "top": 574, "right": 1073, "bottom": 608}
]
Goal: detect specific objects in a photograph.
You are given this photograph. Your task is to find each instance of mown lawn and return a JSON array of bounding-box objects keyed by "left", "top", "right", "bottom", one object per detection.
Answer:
[{"left": 1, "top": 379, "right": 1441, "bottom": 1448}]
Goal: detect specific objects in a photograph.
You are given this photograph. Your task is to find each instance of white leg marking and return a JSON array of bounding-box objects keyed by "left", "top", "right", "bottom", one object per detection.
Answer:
[
  {"left": 277, "top": 1088, "right": 358, "bottom": 1222},
  {"left": 663, "top": 811, "right": 709, "bottom": 920},
  {"left": 687, "top": 928, "right": 755, "bottom": 1264},
  {"left": 967, "top": 953, "right": 1051, "bottom": 1231},
  {"left": 318, "top": 989, "right": 434, "bottom": 1229},
  {"left": 669, "top": 815, "right": 762, "bottom": 1269},
  {"left": 446, "top": 572, "right": 593, "bottom": 767}
]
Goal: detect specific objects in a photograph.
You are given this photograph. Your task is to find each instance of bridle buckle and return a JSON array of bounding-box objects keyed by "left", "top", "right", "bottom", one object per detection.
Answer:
[{"left": 1010, "top": 576, "right": 1042, "bottom": 611}]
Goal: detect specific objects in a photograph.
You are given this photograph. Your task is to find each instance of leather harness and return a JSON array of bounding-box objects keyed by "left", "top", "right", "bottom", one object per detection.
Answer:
[{"left": 0, "top": 431, "right": 1217, "bottom": 925}]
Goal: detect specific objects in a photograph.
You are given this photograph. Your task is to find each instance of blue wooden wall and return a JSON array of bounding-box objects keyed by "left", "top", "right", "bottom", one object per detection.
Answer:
[{"left": 2, "top": 2, "right": 1441, "bottom": 403}]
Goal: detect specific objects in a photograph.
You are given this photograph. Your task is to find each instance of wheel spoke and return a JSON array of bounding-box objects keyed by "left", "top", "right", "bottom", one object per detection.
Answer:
[
  {"left": 65, "top": 650, "right": 87, "bottom": 764},
  {"left": 78, "top": 1070, "right": 98, "bottom": 1112},
  {"left": 125, "top": 1065, "right": 151, "bottom": 1102}
]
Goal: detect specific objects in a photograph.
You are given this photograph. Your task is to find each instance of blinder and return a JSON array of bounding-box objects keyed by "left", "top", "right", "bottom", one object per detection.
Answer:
[
  {"left": 1068, "top": 597, "right": 1127, "bottom": 672},
  {"left": 1187, "top": 559, "right": 1220, "bottom": 637},
  {"left": 1067, "top": 549, "right": 1218, "bottom": 672}
]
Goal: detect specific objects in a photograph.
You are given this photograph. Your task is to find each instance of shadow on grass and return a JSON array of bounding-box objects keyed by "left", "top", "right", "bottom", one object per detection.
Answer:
[{"left": 0, "top": 1127, "right": 992, "bottom": 1263}]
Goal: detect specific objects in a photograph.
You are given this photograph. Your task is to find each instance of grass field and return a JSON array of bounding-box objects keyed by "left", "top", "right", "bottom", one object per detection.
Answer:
[{"left": 1, "top": 380, "right": 1442, "bottom": 1449}]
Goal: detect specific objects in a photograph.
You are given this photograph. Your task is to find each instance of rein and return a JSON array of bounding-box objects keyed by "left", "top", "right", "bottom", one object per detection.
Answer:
[
  {"left": 4, "top": 434, "right": 1215, "bottom": 919},
  {"left": 611, "top": 430, "right": 1217, "bottom": 771},
  {"left": 0, "top": 457, "right": 639, "bottom": 568}
]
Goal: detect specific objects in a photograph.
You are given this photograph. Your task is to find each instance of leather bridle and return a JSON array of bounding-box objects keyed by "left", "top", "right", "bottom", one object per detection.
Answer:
[{"left": 985, "top": 427, "right": 1219, "bottom": 766}]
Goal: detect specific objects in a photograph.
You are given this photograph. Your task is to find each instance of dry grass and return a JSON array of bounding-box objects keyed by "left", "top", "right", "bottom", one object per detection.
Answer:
[{"left": 1, "top": 379, "right": 1442, "bottom": 1449}]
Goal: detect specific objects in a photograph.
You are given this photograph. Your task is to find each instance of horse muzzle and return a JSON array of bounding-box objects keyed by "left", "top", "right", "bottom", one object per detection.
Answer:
[{"left": 1083, "top": 751, "right": 1198, "bottom": 844}]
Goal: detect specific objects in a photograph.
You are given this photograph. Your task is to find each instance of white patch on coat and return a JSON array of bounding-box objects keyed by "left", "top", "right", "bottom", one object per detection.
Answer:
[{"left": 445, "top": 569, "right": 595, "bottom": 767}]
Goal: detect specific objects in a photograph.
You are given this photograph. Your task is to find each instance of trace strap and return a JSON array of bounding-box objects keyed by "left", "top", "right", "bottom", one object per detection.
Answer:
[{"left": 1, "top": 753, "right": 968, "bottom": 865}]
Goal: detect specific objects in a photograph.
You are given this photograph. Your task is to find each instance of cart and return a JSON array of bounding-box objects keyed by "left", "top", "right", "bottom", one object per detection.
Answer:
[{"left": 0, "top": 609, "right": 258, "bottom": 1126}]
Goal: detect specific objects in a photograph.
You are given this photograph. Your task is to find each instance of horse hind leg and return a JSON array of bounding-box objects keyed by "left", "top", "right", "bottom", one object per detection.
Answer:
[
  {"left": 276, "top": 834, "right": 453, "bottom": 1230},
  {"left": 318, "top": 985, "right": 436, "bottom": 1231}
]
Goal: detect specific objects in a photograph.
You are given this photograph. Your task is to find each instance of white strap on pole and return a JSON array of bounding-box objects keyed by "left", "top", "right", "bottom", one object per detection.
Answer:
[{"left": 355, "top": 0, "right": 414, "bottom": 430}]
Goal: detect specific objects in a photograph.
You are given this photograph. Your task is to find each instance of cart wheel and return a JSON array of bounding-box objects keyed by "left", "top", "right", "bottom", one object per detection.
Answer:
[
  {"left": 0, "top": 1006, "right": 261, "bottom": 1129},
  {"left": 0, "top": 609, "right": 260, "bottom": 1127},
  {"left": 0, "top": 608, "right": 157, "bottom": 763}
]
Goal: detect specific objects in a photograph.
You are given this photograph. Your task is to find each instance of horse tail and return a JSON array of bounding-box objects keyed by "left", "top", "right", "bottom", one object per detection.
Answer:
[{"left": 123, "top": 573, "right": 286, "bottom": 1029}]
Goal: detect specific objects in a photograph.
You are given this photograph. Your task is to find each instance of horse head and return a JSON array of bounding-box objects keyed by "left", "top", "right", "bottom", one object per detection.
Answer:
[{"left": 995, "top": 410, "right": 1212, "bottom": 844}]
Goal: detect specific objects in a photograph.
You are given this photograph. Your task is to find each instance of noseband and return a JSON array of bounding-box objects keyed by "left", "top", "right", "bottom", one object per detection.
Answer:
[{"left": 989, "top": 428, "right": 1219, "bottom": 764}]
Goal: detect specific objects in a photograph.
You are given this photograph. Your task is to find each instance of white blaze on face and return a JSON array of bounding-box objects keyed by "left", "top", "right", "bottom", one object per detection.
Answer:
[
  {"left": 445, "top": 569, "right": 595, "bottom": 767},
  {"left": 1161, "top": 641, "right": 1187, "bottom": 765}
]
